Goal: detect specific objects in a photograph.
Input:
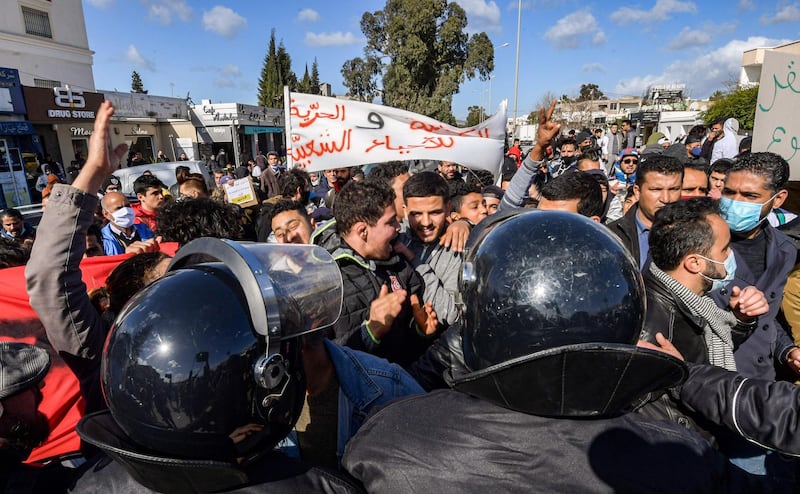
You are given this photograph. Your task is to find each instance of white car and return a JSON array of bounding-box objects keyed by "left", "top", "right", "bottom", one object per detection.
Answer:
[{"left": 113, "top": 161, "right": 215, "bottom": 197}]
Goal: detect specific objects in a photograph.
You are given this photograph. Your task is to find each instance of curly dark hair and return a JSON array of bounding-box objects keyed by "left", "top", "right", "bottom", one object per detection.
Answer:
[
  {"left": 279, "top": 168, "right": 311, "bottom": 199},
  {"left": 541, "top": 171, "right": 603, "bottom": 218},
  {"left": 403, "top": 171, "right": 449, "bottom": 202},
  {"left": 156, "top": 198, "right": 243, "bottom": 246},
  {"left": 448, "top": 181, "right": 481, "bottom": 214},
  {"left": 649, "top": 197, "right": 720, "bottom": 271},
  {"left": 106, "top": 251, "right": 170, "bottom": 315},
  {"left": 366, "top": 161, "right": 409, "bottom": 185},
  {"left": 636, "top": 154, "right": 684, "bottom": 186},
  {"left": 334, "top": 180, "right": 395, "bottom": 235},
  {"left": 729, "top": 152, "right": 789, "bottom": 193},
  {"left": 0, "top": 236, "right": 29, "bottom": 268},
  {"left": 133, "top": 174, "right": 164, "bottom": 196}
]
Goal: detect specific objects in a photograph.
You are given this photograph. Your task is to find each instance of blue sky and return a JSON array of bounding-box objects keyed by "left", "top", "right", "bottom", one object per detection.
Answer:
[{"left": 83, "top": 0, "right": 800, "bottom": 121}]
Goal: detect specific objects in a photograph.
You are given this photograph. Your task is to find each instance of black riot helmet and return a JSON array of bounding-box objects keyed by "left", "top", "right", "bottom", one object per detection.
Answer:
[
  {"left": 92, "top": 239, "right": 342, "bottom": 464},
  {"left": 450, "top": 210, "right": 686, "bottom": 418}
]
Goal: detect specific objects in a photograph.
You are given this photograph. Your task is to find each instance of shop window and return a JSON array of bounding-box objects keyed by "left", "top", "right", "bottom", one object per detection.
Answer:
[
  {"left": 71, "top": 139, "right": 88, "bottom": 164},
  {"left": 127, "top": 136, "right": 154, "bottom": 162},
  {"left": 22, "top": 6, "right": 52, "bottom": 39},
  {"left": 34, "top": 78, "right": 61, "bottom": 89}
]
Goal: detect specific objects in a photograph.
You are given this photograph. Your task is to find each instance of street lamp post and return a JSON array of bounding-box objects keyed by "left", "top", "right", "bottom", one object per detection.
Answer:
[
  {"left": 488, "top": 74, "right": 496, "bottom": 119},
  {"left": 511, "top": 0, "right": 522, "bottom": 144}
]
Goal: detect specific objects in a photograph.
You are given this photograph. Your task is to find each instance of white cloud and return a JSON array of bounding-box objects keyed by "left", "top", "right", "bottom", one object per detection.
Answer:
[
  {"left": 305, "top": 31, "right": 364, "bottom": 47},
  {"left": 593, "top": 31, "right": 607, "bottom": 44},
  {"left": 544, "top": 10, "right": 606, "bottom": 50},
  {"left": 667, "top": 27, "right": 712, "bottom": 50},
  {"left": 214, "top": 78, "right": 235, "bottom": 88},
  {"left": 455, "top": 0, "right": 502, "bottom": 33},
  {"left": 610, "top": 0, "right": 696, "bottom": 25},
  {"left": 222, "top": 64, "right": 241, "bottom": 76},
  {"left": 86, "top": 0, "right": 115, "bottom": 8},
  {"left": 297, "top": 8, "right": 320, "bottom": 22},
  {"left": 760, "top": 3, "right": 800, "bottom": 24},
  {"left": 582, "top": 63, "right": 606, "bottom": 73},
  {"left": 125, "top": 44, "right": 155, "bottom": 71},
  {"left": 141, "top": 0, "right": 192, "bottom": 25},
  {"left": 737, "top": 0, "right": 755, "bottom": 11},
  {"left": 202, "top": 6, "right": 247, "bottom": 38},
  {"left": 614, "top": 36, "right": 791, "bottom": 98}
]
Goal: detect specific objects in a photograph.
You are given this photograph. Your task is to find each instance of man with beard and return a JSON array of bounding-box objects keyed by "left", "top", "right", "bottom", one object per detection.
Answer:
[
  {"left": 637, "top": 198, "right": 768, "bottom": 438},
  {"left": 324, "top": 167, "right": 353, "bottom": 209},
  {"left": 437, "top": 161, "right": 462, "bottom": 183}
]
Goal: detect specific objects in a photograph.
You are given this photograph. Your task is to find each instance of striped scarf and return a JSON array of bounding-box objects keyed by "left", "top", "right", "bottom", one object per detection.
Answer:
[{"left": 649, "top": 263, "right": 738, "bottom": 371}]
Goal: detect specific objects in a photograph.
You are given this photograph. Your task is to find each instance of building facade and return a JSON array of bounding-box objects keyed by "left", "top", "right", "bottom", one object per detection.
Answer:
[
  {"left": 190, "top": 100, "right": 285, "bottom": 167},
  {"left": 0, "top": 0, "right": 94, "bottom": 91}
]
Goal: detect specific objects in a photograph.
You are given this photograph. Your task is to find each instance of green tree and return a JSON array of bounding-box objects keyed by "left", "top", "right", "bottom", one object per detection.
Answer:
[
  {"left": 131, "top": 70, "right": 147, "bottom": 94},
  {"left": 277, "top": 42, "right": 298, "bottom": 92},
  {"left": 297, "top": 64, "right": 312, "bottom": 94},
  {"left": 310, "top": 58, "right": 321, "bottom": 95},
  {"left": 342, "top": 0, "right": 494, "bottom": 123},
  {"left": 466, "top": 105, "right": 485, "bottom": 126},
  {"left": 257, "top": 30, "right": 279, "bottom": 106},
  {"left": 341, "top": 57, "right": 381, "bottom": 102},
  {"left": 703, "top": 85, "right": 759, "bottom": 131},
  {"left": 576, "top": 83, "right": 603, "bottom": 101},
  {"left": 257, "top": 30, "right": 297, "bottom": 108}
]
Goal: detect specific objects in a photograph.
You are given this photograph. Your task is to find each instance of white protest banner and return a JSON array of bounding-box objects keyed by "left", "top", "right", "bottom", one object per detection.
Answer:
[
  {"left": 224, "top": 177, "right": 258, "bottom": 208},
  {"left": 753, "top": 51, "right": 800, "bottom": 179},
  {"left": 287, "top": 92, "right": 507, "bottom": 174}
]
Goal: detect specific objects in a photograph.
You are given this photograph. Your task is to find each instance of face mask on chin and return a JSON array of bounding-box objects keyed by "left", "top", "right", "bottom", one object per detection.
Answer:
[{"left": 697, "top": 251, "right": 737, "bottom": 293}]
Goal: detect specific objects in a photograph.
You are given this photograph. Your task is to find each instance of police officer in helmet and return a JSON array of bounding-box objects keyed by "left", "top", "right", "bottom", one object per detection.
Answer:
[
  {"left": 343, "top": 210, "right": 775, "bottom": 493},
  {"left": 72, "top": 239, "right": 364, "bottom": 493}
]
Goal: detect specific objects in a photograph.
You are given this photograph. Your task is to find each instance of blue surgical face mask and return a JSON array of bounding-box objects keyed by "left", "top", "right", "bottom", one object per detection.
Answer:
[
  {"left": 719, "top": 194, "right": 777, "bottom": 233},
  {"left": 690, "top": 147, "right": 702, "bottom": 157},
  {"left": 697, "top": 251, "right": 737, "bottom": 293}
]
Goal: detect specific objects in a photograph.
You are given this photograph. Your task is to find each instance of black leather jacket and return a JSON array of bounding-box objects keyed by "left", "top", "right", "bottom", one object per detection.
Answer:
[
  {"left": 636, "top": 267, "right": 758, "bottom": 442},
  {"left": 343, "top": 390, "right": 774, "bottom": 493},
  {"left": 681, "top": 363, "right": 800, "bottom": 456},
  {"left": 641, "top": 267, "right": 756, "bottom": 362}
]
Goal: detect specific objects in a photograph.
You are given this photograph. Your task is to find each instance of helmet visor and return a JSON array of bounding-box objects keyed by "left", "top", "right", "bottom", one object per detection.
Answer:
[{"left": 169, "top": 239, "right": 343, "bottom": 339}]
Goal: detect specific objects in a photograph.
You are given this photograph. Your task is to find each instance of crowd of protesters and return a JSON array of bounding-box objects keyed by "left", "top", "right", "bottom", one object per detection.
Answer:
[{"left": 2, "top": 100, "right": 800, "bottom": 492}]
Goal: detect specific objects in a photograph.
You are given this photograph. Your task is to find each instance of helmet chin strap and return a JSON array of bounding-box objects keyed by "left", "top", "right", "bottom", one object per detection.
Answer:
[{"left": 253, "top": 326, "right": 292, "bottom": 418}]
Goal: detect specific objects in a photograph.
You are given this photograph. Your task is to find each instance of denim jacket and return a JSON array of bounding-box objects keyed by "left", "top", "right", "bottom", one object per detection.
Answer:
[{"left": 280, "top": 340, "right": 424, "bottom": 460}]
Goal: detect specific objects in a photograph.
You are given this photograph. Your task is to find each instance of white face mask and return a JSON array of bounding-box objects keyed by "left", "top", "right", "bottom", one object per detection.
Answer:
[{"left": 112, "top": 206, "right": 136, "bottom": 228}]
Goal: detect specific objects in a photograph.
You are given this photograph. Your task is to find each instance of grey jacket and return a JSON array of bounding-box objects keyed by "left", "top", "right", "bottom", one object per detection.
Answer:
[
  {"left": 399, "top": 232, "right": 462, "bottom": 328},
  {"left": 25, "top": 184, "right": 108, "bottom": 413}
]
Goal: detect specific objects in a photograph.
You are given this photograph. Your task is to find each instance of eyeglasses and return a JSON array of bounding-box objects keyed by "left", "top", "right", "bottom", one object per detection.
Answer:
[{"left": 621, "top": 158, "right": 638, "bottom": 164}]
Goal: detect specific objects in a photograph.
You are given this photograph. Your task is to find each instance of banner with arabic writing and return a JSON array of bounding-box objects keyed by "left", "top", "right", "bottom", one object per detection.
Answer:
[
  {"left": 752, "top": 51, "right": 800, "bottom": 179},
  {"left": 287, "top": 92, "right": 507, "bottom": 173}
]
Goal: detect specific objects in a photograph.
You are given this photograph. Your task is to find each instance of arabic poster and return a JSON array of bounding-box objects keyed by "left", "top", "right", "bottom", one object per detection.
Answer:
[
  {"left": 753, "top": 51, "right": 800, "bottom": 179},
  {"left": 287, "top": 92, "right": 507, "bottom": 174},
  {"left": 225, "top": 177, "right": 259, "bottom": 208}
]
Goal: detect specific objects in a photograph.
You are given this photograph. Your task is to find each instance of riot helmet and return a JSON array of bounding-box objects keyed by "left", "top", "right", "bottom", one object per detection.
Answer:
[
  {"left": 89, "top": 239, "right": 342, "bottom": 464},
  {"left": 450, "top": 210, "right": 686, "bottom": 417}
]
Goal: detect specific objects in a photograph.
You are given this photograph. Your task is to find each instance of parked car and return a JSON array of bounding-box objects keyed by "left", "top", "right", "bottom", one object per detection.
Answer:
[{"left": 114, "top": 161, "right": 214, "bottom": 198}]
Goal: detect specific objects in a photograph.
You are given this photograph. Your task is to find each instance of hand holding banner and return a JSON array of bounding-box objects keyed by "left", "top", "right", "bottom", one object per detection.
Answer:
[{"left": 287, "top": 92, "right": 507, "bottom": 174}]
